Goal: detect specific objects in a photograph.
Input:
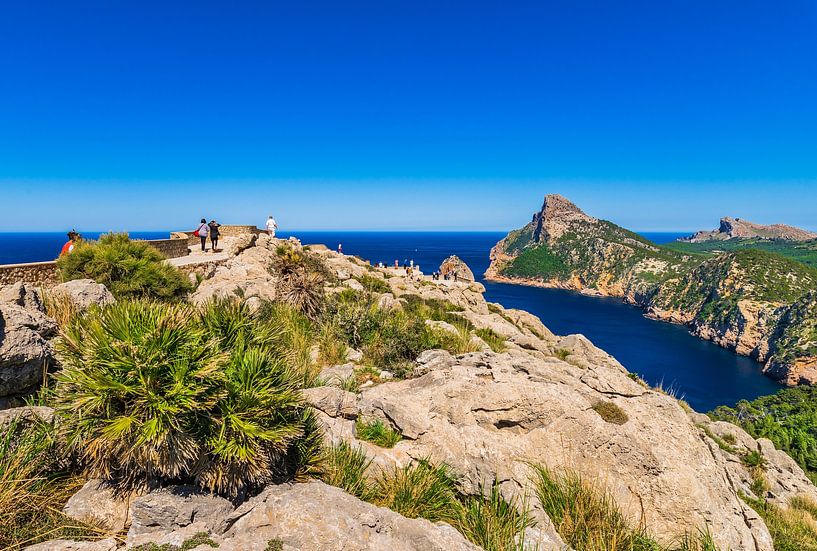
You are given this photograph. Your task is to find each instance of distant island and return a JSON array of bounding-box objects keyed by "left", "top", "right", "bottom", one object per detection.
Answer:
[{"left": 486, "top": 194, "right": 817, "bottom": 386}]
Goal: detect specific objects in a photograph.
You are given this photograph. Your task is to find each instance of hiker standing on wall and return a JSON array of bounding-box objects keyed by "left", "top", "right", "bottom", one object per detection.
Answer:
[
  {"left": 265, "top": 215, "right": 278, "bottom": 237},
  {"left": 195, "top": 218, "right": 209, "bottom": 252}
]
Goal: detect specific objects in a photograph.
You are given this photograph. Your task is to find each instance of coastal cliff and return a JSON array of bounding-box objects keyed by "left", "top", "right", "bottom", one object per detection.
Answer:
[
  {"left": 6, "top": 230, "right": 817, "bottom": 549},
  {"left": 486, "top": 194, "right": 817, "bottom": 386}
]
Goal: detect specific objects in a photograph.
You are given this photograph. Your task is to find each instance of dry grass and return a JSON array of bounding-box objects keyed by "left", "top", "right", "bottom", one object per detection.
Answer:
[
  {"left": 0, "top": 419, "right": 103, "bottom": 550},
  {"left": 592, "top": 401, "right": 629, "bottom": 425},
  {"left": 42, "top": 290, "right": 79, "bottom": 329}
]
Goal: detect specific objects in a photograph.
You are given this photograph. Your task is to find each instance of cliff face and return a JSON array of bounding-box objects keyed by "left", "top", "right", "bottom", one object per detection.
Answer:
[
  {"left": 681, "top": 217, "right": 817, "bottom": 243},
  {"left": 487, "top": 195, "right": 817, "bottom": 385}
]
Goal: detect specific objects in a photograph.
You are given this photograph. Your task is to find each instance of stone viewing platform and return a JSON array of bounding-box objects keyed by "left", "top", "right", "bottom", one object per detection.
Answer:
[{"left": 0, "top": 226, "right": 260, "bottom": 287}]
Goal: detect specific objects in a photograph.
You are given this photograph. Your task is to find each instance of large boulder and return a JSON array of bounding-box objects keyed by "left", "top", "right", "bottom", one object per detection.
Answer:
[
  {"left": 215, "top": 481, "right": 480, "bottom": 551},
  {"left": 63, "top": 479, "right": 141, "bottom": 532},
  {"left": 127, "top": 486, "right": 234, "bottom": 547},
  {"left": 0, "top": 288, "right": 57, "bottom": 398},
  {"left": 439, "top": 255, "right": 475, "bottom": 282},
  {"left": 50, "top": 279, "right": 115, "bottom": 310}
]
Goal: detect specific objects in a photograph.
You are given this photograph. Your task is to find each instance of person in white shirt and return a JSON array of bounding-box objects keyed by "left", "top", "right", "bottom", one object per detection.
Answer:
[
  {"left": 265, "top": 215, "right": 278, "bottom": 237},
  {"left": 195, "top": 218, "right": 209, "bottom": 252}
]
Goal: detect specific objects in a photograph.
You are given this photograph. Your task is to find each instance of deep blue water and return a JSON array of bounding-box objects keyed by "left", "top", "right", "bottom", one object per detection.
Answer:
[
  {"left": 0, "top": 230, "right": 781, "bottom": 411},
  {"left": 0, "top": 232, "right": 170, "bottom": 264}
]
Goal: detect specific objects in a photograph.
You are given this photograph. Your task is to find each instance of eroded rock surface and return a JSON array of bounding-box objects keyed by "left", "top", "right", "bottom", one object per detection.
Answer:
[{"left": 0, "top": 284, "right": 57, "bottom": 398}]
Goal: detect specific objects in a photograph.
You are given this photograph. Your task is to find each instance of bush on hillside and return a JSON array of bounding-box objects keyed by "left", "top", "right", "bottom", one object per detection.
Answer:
[
  {"left": 56, "top": 233, "right": 191, "bottom": 300},
  {"left": 709, "top": 386, "right": 817, "bottom": 483},
  {"left": 53, "top": 298, "right": 322, "bottom": 497}
]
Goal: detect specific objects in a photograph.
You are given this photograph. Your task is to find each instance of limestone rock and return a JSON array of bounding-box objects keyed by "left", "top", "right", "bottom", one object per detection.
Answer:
[
  {"left": 50, "top": 279, "right": 115, "bottom": 310},
  {"left": 377, "top": 292, "right": 402, "bottom": 311},
  {"left": 414, "top": 349, "right": 455, "bottom": 376},
  {"left": 24, "top": 538, "right": 118, "bottom": 551},
  {"left": 0, "top": 301, "right": 57, "bottom": 398},
  {"left": 318, "top": 363, "right": 355, "bottom": 385},
  {"left": 346, "top": 347, "right": 363, "bottom": 363},
  {"left": 0, "top": 282, "right": 45, "bottom": 311},
  {"left": 127, "top": 486, "right": 234, "bottom": 546},
  {"left": 215, "top": 480, "right": 481, "bottom": 551},
  {"left": 343, "top": 278, "right": 364, "bottom": 291},
  {"left": 302, "top": 386, "right": 358, "bottom": 419},
  {"left": 425, "top": 319, "right": 459, "bottom": 336},
  {"left": 0, "top": 405, "right": 54, "bottom": 426},
  {"left": 356, "top": 350, "right": 773, "bottom": 550},
  {"left": 439, "top": 255, "right": 475, "bottom": 282},
  {"left": 219, "top": 233, "right": 257, "bottom": 256},
  {"left": 63, "top": 479, "right": 140, "bottom": 532}
]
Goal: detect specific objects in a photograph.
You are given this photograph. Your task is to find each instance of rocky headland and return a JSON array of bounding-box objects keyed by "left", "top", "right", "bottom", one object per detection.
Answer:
[
  {"left": 681, "top": 217, "right": 817, "bottom": 243},
  {"left": 486, "top": 195, "right": 817, "bottom": 386},
  {"left": 2, "top": 230, "right": 817, "bottom": 550}
]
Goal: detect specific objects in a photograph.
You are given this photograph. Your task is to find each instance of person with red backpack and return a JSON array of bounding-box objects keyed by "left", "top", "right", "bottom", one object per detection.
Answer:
[{"left": 194, "top": 218, "right": 209, "bottom": 252}]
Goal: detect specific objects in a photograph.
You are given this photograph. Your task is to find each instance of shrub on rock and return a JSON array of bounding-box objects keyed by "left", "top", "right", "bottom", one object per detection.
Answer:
[
  {"left": 56, "top": 233, "right": 191, "bottom": 301},
  {"left": 53, "top": 298, "right": 321, "bottom": 497}
]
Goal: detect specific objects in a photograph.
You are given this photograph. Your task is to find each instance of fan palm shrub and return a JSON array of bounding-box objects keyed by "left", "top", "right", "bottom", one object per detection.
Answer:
[
  {"left": 53, "top": 298, "right": 321, "bottom": 497},
  {"left": 56, "top": 233, "right": 191, "bottom": 300}
]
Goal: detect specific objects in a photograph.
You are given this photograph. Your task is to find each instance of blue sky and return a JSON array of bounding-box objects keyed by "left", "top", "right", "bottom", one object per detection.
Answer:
[{"left": 1, "top": 1, "right": 816, "bottom": 232}]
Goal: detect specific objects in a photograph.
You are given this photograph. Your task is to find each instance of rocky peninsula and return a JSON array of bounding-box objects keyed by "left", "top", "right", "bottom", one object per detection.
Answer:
[
  {"left": 1, "top": 230, "right": 816, "bottom": 550},
  {"left": 681, "top": 217, "right": 817, "bottom": 243},
  {"left": 486, "top": 195, "right": 817, "bottom": 386}
]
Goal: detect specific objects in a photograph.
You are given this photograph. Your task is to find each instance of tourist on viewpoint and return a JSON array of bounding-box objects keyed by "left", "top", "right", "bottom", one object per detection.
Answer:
[
  {"left": 208, "top": 220, "right": 221, "bottom": 252},
  {"left": 60, "top": 230, "right": 81, "bottom": 256},
  {"left": 194, "top": 218, "right": 209, "bottom": 252},
  {"left": 265, "top": 215, "right": 278, "bottom": 237}
]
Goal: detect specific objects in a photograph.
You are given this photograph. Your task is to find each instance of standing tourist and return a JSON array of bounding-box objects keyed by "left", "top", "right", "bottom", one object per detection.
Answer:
[
  {"left": 265, "top": 215, "right": 278, "bottom": 237},
  {"left": 195, "top": 218, "right": 209, "bottom": 252},
  {"left": 338, "top": 243, "right": 343, "bottom": 254},
  {"left": 60, "top": 230, "right": 80, "bottom": 256},
  {"left": 208, "top": 220, "right": 221, "bottom": 252}
]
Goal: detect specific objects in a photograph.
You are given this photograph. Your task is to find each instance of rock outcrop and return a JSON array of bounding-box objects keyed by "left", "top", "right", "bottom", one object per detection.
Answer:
[
  {"left": 0, "top": 283, "right": 57, "bottom": 400},
  {"left": 50, "top": 279, "right": 115, "bottom": 310},
  {"left": 439, "top": 255, "right": 475, "bottom": 281},
  {"left": 681, "top": 217, "right": 817, "bottom": 243}
]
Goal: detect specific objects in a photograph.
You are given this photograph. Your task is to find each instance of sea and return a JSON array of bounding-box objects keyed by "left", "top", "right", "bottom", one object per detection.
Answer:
[{"left": 0, "top": 230, "right": 781, "bottom": 411}]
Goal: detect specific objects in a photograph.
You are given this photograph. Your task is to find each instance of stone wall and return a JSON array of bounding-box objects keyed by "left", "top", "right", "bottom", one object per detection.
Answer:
[
  {"left": 0, "top": 238, "right": 189, "bottom": 286},
  {"left": 143, "top": 238, "right": 189, "bottom": 259},
  {"left": 0, "top": 262, "right": 60, "bottom": 287}
]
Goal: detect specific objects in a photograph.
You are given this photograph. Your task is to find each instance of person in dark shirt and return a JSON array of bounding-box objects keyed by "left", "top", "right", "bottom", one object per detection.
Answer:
[{"left": 208, "top": 220, "right": 221, "bottom": 252}]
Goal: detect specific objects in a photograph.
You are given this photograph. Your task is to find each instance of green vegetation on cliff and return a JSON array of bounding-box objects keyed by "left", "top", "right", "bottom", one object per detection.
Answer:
[
  {"left": 710, "top": 386, "right": 817, "bottom": 482},
  {"left": 664, "top": 237, "right": 817, "bottom": 269}
]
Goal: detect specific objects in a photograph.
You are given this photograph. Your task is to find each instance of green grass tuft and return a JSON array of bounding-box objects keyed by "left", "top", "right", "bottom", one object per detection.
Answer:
[{"left": 355, "top": 418, "right": 403, "bottom": 448}]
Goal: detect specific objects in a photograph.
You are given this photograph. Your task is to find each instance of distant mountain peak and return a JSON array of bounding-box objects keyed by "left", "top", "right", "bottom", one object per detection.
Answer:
[
  {"left": 532, "top": 194, "right": 595, "bottom": 241},
  {"left": 681, "top": 217, "right": 816, "bottom": 243}
]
